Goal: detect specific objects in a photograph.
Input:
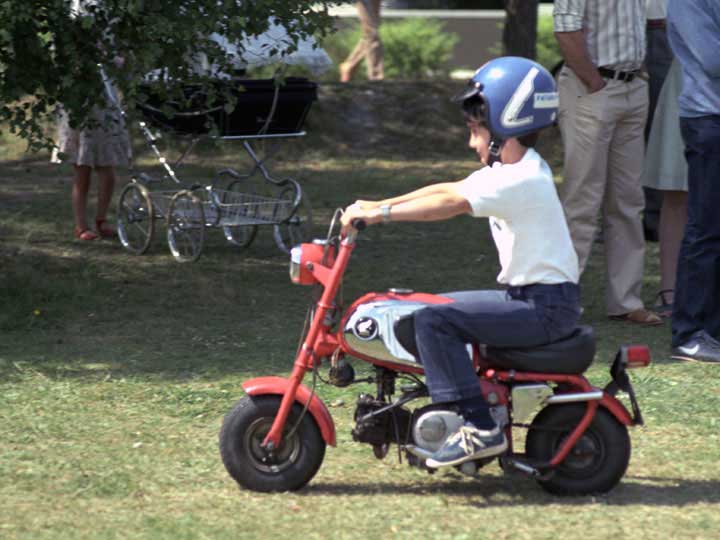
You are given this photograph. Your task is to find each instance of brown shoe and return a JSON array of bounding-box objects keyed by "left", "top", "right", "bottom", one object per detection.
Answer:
[{"left": 609, "top": 308, "right": 663, "bottom": 326}]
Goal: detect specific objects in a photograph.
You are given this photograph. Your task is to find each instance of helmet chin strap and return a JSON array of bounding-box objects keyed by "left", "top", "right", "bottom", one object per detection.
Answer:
[{"left": 487, "top": 137, "right": 505, "bottom": 166}]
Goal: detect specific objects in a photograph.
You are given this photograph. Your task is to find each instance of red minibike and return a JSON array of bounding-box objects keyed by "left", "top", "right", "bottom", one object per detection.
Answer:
[{"left": 219, "top": 219, "right": 651, "bottom": 495}]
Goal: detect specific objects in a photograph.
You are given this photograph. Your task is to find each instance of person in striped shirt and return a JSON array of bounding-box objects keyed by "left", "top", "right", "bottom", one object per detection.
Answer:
[{"left": 552, "top": 0, "right": 662, "bottom": 327}]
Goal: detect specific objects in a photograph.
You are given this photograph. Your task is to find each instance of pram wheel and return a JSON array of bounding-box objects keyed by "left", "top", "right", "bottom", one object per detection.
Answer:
[
  {"left": 273, "top": 189, "right": 313, "bottom": 254},
  {"left": 222, "top": 180, "right": 258, "bottom": 248},
  {"left": 167, "top": 190, "right": 205, "bottom": 263},
  {"left": 117, "top": 182, "right": 155, "bottom": 254}
]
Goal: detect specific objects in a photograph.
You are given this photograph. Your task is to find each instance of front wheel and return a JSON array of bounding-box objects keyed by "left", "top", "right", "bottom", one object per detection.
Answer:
[
  {"left": 219, "top": 395, "right": 326, "bottom": 492},
  {"left": 117, "top": 182, "right": 154, "bottom": 254},
  {"left": 525, "top": 404, "right": 631, "bottom": 495}
]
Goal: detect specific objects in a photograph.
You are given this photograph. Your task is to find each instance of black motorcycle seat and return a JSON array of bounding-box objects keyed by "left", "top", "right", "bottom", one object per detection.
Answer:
[
  {"left": 394, "top": 316, "right": 595, "bottom": 375},
  {"left": 485, "top": 325, "right": 596, "bottom": 374}
]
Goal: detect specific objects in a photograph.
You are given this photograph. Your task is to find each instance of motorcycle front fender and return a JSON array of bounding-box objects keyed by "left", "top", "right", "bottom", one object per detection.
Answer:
[{"left": 242, "top": 376, "right": 337, "bottom": 447}]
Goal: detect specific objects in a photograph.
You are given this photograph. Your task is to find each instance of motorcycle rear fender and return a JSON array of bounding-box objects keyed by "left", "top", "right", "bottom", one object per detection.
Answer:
[
  {"left": 599, "top": 393, "right": 634, "bottom": 426},
  {"left": 242, "top": 376, "right": 337, "bottom": 446}
]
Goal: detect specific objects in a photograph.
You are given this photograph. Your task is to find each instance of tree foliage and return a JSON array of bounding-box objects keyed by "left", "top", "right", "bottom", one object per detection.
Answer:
[{"left": 0, "top": 0, "right": 339, "bottom": 150}]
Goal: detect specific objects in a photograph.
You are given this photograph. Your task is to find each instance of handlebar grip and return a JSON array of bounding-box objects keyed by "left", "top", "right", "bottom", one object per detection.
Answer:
[{"left": 351, "top": 219, "right": 367, "bottom": 231}]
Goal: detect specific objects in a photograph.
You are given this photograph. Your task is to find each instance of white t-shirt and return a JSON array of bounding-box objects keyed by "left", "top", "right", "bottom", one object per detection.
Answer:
[{"left": 454, "top": 148, "right": 579, "bottom": 287}]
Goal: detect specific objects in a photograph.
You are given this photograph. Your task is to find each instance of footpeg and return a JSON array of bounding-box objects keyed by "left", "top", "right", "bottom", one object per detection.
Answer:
[{"left": 500, "top": 456, "right": 553, "bottom": 480}]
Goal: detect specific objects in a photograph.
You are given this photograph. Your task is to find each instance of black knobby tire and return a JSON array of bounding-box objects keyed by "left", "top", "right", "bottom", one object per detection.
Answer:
[
  {"left": 525, "top": 404, "right": 631, "bottom": 495},
  {"left": 219, "top": 395, "right": 326, "bottom": 493}
]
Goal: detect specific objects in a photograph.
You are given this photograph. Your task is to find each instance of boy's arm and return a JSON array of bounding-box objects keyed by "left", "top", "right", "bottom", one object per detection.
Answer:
[
  {"left": 354, "top": 182, "right": 461, "bottom": 210},
  {"left": 341, "top": 182, "right": 471, "bottom": 232}
]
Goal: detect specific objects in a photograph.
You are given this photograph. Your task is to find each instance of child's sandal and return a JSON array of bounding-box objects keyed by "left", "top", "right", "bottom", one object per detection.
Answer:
[
  {"left": 95, "top": 218, "right": 116, "bottom": 238},
  {"left": 74, "top": 227, "right": 98, "bottom": 241}
]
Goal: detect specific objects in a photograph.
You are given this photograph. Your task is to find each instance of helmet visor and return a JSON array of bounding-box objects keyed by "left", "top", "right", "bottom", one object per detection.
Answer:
[{"left": 452, "top": 79, "right": 482, "bottom": 103}]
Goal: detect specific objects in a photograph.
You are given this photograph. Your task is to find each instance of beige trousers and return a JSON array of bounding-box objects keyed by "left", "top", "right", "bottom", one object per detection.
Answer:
[
  {"left": 342, "top": 0, "right": 384, "bottom": 80},
  {"left": 557, "top": 67, "right": 649, "bottom": 315}
]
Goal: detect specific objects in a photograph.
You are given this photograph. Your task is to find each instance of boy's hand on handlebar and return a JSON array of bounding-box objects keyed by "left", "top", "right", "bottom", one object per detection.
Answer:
[
  {"left": 354, "top": 199, "right": 378, "bottom": 210},
  {"left": 341, "top": 203, "right": 381, "bottom": 235}
]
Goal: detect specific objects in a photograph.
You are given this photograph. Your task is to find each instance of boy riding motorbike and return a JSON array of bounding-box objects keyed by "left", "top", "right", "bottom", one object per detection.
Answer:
[{"left": 340, "top": 56, "right": 582, "bottom": 468}]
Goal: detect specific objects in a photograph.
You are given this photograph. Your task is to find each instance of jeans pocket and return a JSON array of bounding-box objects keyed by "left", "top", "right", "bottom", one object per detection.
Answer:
[{"left": 541, "top": 302, "right": 582, "bottom": 342}]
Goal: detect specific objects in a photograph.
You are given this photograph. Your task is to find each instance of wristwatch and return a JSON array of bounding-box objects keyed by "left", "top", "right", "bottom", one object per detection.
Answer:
[{"left": 380, "top": 204, "right": 392, "bottom": 224}]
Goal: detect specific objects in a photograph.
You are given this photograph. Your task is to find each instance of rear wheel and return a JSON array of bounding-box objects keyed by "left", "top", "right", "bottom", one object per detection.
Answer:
[
  {"left": 219, "top": 395, "right": 326, "bottom": 492},
  {"left": 117, "top": 183, "right": 154, "bottom": 254},
  {"left": 221, "top": 180, "right": 258, "bottom": 248},
  {"left": 525, "top": 404, "right": 631, "bottom": 495}
]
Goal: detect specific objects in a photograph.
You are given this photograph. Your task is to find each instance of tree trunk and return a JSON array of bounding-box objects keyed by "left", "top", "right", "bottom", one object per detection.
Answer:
[{"left": 502, "top": 0, "right": 538, "bottom": 60}]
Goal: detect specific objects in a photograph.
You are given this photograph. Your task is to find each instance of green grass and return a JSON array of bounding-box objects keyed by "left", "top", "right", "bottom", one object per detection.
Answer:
[{"left": 1, "top": 95, "right": 720, "bottom": 540}]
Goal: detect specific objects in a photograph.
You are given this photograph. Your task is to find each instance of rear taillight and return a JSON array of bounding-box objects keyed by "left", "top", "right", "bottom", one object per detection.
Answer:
[{"left": 619, "top": 345, "right": 652, "bottom": 368}]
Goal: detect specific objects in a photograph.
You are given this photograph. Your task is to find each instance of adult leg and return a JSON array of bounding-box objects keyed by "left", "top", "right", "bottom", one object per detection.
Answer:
[
  {"left": 672, "top": 116, "right": 720, "bottom": 346},
  {"left": 363, "top": 0, "right": 384, "bottom": 80},
  {"left": 340, "top": 1, "right": 373, "bottom": 82},
  {"left": 657, "top": 190, "right": 688, "bottom": 308},
  {"left": 643, "top": 26, "right": 674, "bottom": 241},
  {"left": 557, "top": 67, "right": 613, "bottom": 273},
  {"left": 602, "top": 78, "right": 648, "bottom": 316}
]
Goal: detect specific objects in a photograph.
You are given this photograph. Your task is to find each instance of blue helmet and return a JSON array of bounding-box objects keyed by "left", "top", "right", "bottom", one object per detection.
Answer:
[{"left": 455, "top": 56, "right": 558, "bottom": 141}]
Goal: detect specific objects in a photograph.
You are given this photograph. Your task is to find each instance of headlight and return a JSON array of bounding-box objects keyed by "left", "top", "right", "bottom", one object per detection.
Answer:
[
  {"left": 289, "top": 240, "right": 336, "bottom": 286},
  {"left": 289, "top": 245, "right": 304, "bottom": 284}
]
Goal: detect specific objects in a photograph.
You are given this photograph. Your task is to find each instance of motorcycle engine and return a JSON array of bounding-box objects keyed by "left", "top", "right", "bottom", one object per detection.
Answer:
[
  {"left": 352, "top": 393, "right": 412, "bottom": 447},
  {"left": 411, "top": 404, "right": 510, "bottom": 453},
  {"left": 412, "top": 407, "right": 464, "bottom": 453}
]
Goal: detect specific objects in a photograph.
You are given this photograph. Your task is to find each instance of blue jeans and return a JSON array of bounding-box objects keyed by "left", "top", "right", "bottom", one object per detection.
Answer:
[
  {"left": 413, "top": 283, "right": 581, "bottom": 404},
  {"left": 672, "top": 115, "right": 720, "bottom": 346}
]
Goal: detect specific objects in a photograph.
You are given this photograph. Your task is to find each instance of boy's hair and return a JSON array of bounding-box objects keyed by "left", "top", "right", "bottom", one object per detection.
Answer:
[
  {"left": 461, "top": 96, "right": 486, "bottom": 125},
  {"left": 461, "top": 96, "right": 541, "bottom": 148}
]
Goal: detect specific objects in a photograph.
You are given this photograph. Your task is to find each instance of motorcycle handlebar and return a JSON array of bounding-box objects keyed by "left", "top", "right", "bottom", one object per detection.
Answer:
[{"left": 351, "top": 219, "right": 367, "bottom": 231}]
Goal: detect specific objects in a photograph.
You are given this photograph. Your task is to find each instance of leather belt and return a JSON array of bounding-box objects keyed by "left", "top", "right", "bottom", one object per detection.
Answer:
[
  {"left": 598, "top": 67, "right": 639, "bottom": 83},
  {"left": 647, "top": 18, "right": 667, "bottom": 29}
]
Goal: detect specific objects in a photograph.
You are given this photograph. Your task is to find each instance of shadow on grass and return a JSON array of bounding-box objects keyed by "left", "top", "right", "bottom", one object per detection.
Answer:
[{"left": 303, "top": 475, "right": 720, "bottom": 506}]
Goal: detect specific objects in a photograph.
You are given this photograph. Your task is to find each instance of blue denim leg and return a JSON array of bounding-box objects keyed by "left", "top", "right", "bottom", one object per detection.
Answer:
[
  {"left": 672, "top": 116, "right": 720, "bottom": 346},
  {"left": 414, "top": 285, "right": 581, "bottom": 404}
]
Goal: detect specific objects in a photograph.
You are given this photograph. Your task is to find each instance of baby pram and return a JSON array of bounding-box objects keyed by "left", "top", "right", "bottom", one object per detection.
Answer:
[{"left": 115, "top": 75, "right": 316, "bottom": 262}]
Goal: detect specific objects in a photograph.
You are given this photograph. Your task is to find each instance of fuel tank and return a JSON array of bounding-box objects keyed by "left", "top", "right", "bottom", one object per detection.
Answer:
[{"left": 340, "top": 290, "right": 469, "bottom": 370}]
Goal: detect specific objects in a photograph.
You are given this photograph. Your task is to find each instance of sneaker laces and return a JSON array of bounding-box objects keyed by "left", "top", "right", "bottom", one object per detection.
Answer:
[{"left": 447, "top": 426, "right": 490, "bottom": 455}]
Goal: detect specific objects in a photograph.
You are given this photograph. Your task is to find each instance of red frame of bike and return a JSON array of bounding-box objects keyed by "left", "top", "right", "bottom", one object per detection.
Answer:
[{"left": 260, "top": 235, "right": 636, "bottom": 468}]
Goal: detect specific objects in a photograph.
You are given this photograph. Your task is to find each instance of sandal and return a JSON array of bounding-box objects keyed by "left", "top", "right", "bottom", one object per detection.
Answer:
[
  {"left": 74, "top": 227, "right": 98, "bottom": 241},
  {"left": 654, "top": 289, "right": 674, "bottom": 318},
  {"left": 95, "top": 218, "right": 117, "bottom": 239},
  {"left": 609, "top": 308, "right": 663, "bottom": 326}
]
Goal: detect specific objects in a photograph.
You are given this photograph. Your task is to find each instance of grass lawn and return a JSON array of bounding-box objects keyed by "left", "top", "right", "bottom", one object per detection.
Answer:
[{"left": 1, "top": 83, "right": 719, "bottom": 539}]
